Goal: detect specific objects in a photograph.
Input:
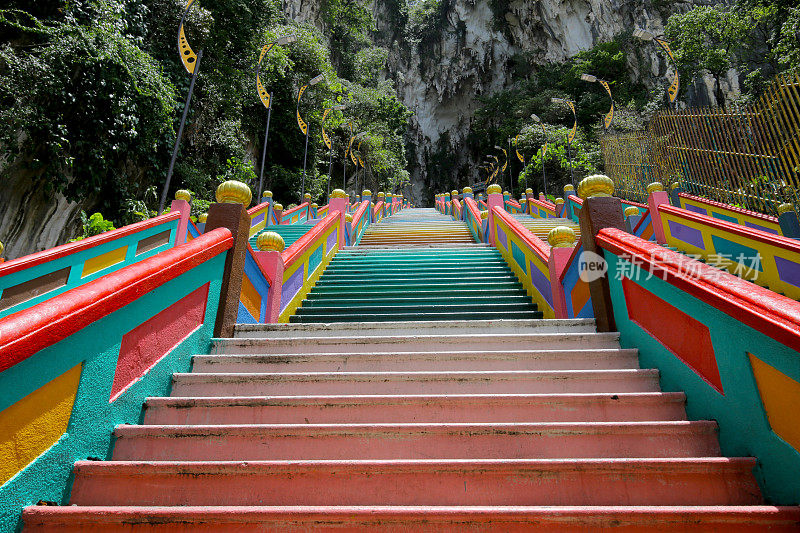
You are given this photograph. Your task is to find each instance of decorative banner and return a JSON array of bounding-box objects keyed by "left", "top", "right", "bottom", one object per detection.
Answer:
[
  {"left": 515, "top": 135, "right": 524, "bottom": 163},
  {"left": 655, "top": 38, "right": 680, "bottom": 103},
  {"left": 256, "top": 42, "right": 275, "bottom": 110},
  {"left": 178, "top": 0, "right": 198, "bottom": 74},
  {"left": 501, "top": 148, "right": 508, "bottom": 172},
  {"left": 321, "top": 108, "right": 332, "bottom": 149},
  {"left": 358, "top": 155, "right": 365, "bottom": 168},
  {"left": 567, "top": 101, "right": 577, "bottom": 144},
  {"left": 350, "top": 149, "right": 358, "bottom": 166},
  {"left": 296, "top": 85, "right": 308, "bottom": 135},
  {"left": 599, "top": 79, "right": 614, "bottom": 129}
]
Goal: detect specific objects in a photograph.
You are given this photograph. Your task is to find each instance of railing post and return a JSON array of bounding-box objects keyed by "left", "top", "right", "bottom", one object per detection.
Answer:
[
  {"left": 669, "top": 182, "right": 682, "bottom": 206},
  {"left": 547, "top": 226, "right": 577, "bottom": 319},
  {"left": 273, "top": 203, "right": 284, "bottom": 225},
  {"left": 262, "top": 191, "right": 274, "bottom": 226},
  {"left": 624, "top": 206, "right": 642, "bottom": 234},
  {"left": 253, "top": 232, "right": 285, "bottom": 323},
  {"left": 462, "top": 187, "right": 474, "bottom": 222},
  {"left": 525, "top": 188, "right": 534, "bottom": 215},
  {"left": 577, "top": 175, "right": 625, "bottom": 333},
  {"left": 647, "top": 182, "right": 670, "bottom": 244},
  {"left": 778, "top": 203, "right": 800, "bottom": 239},
  {"left": 329, "top": 189, "right": 348, "bottom": 249},
  {"left": 204, "top": 181, "right": 252, "bottom": 337},
  {"left": 555, "top": 198, "right": 565, "bottom": 218},
  {"left": 170, "top": 190, "right": 192, "bottom": 246},
  {"left": 487, "top": 184, "right": 504, "bottom": 245}
]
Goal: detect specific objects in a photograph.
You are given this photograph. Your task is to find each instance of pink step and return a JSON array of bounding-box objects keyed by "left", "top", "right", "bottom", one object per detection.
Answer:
[
  {"left": 211, "top": 332, "right": 622, "bottom": 355},
  {"left": 69, "top": 458, "right": 760, "bottom": 507},
  {"left": 111, "top": 421, "right": 720, "bottom": 461},
  {"left": 23, "top": 505, "right": 800, "bottom": 532},
  {"left": 191, "top": 348, "right": 640, "bottom": 372},
  {"left": 170, "top": 369, "right": 661, "bottom": 396},
  {"left": 143, "top": 392, "right": 687, "bottom": 425}
]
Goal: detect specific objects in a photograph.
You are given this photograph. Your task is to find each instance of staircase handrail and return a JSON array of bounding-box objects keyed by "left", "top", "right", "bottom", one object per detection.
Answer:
[
  {"left": 676, "top": 192, "right": 782, "bottom": 234},
  {"left": 351, "top": 200, "right": 370, "bottom": 245},
  {"left": 464, "top": 197, "right": 484, "bottom": 243}
]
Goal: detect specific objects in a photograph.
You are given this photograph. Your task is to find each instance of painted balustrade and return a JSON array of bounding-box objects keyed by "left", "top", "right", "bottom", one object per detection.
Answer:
[
  {"left": 350, "top": 200, "right": 371, "bottom": 246},
  {"left": 526, "top": 197, "right": 558, "bottom": 219},
  {"left": 595, "top": 227, "right": 800, "bottom": 505},
  {"left": 451, "top": 198, "right": 463, "bottom": 220},
  {"left": 280, "top": 202, "right": 311, "bottom": 225},
  {"left": 0, "top": 228, "right": 232, "bottom": 530},
  {"left": 0, "top": 201, "right": 190, "bottom": 320},
  {"left": 675, "top": 192, "right": 785, "bottom": 235},
  {"left": 373, "top": 201, "right": 385, "bottom": 223},
  {"left": 463, "top": 197, "right": 484, "bottom": 243}
]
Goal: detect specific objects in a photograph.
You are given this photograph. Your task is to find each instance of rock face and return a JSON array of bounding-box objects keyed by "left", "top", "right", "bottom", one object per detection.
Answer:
[{"left": 0, "top": 170, "right": 86, "bottom": 261}]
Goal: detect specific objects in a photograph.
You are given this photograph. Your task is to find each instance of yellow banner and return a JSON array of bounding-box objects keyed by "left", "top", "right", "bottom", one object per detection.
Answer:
[
  {"left": 501, "top": 148, "right": 508, "bottom": 172},
  {"left": 178, "top": 0, "right": 198, "bottom": 74},
  {"left": 567, "top": 101, "right": 577, "bottom": 144},
  {"left": 599, "top": 80, "right": 614, "bottom": 129},
  {"left": 515, "top": 135, "right": 524, "bottom": 163}
]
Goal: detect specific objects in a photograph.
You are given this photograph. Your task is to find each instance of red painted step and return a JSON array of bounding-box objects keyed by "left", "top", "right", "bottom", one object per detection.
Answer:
[
  {"left": 169, "top": 369, "right": 662, "bottom": 396},
  {"left": 143, "top": 392, "right": 687, "bottom": 425},
  {"left": 23, "top": 506, "right": 800, "bottom": 532},
  {"left": 111, "top": 421, "right": 720, "bottom": 461},
  {"left": 191, "top": 348, "right": 641, "bottom": 372},
  {"left": 68, "top": 458, "right": 761, "bottom": 507}
]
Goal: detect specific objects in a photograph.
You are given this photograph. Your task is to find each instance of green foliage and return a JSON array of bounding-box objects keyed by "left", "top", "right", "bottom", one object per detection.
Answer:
[{"left": 72, "top": 211, "right": 116, "bottom": 241}]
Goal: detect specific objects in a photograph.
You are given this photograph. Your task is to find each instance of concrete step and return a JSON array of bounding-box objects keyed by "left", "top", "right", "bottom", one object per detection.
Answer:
[
  {"left": 25, "top": 505, "right": 800, "bottom": 532},
  {"left": 191, "top": 349, "right": 640, "bottom": 372},
  {"left": 170, "top": 369, "right": 660, "bottom": 396},
  {"left": 111, "top": 421, "right": 720, "bottom": 461},
  {"left": 233, "top": 319, "right": 597, "bottom": 338},
  {"left": 212, "top": 332, "right": 622, "bottom": 354},
  {"left": 143, "top": 392, "right": 687, "bottom": 425},
  {"left": 67, "top": 458, "right": 760, "bottom": 507}
]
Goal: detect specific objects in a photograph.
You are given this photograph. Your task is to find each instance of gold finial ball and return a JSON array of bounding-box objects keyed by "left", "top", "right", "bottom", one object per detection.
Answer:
[
  {"left": 378, "top": 192, "right": 385, "bottom": 198},
  {"left": 216, "top": 180, "right": 252, "bottom": 206},
  {"left": 262, "top": 190, "right": 273, "bottom": 198},
  {"left": 578, "top": 175, "right": 614, "bottom": 199},
  {"left": 345, "top": 213, "right": 353, "bottom": 222},
  {"left": 331, "top": 189, "right": 348, "bottom": 199},
  {"left": 564, "top": 184, "right": 575, "bottom": 193},
  {"left": 175, "top": 189, "right": 192, "bottom": 202},
  {"left": 778, "top": 202, "right": 796, "bottom": 215},
  {"left": 503, "top": 191, "right": 510, "bottom": 196},
  {"left": 362, "top": 189, "right": 372, "bottom": 197},
  {"left": 480, "top": 210, "right": 489, "bottom": 219},
  {"left": 198, "top": 213, "right": 208, "bottom": 223},
  {"left": 304, "top": 193, "right": 312, "bottom": 202},
  {"left": 555, "top": 198, "right": 564, "bottom": 205},
  {"left": 451, "top": 190, "right": 459, "bottom": 196},
  {"left": 624, "top": 206, "right": 640, "bottom": 217},
  {"left": 487, "top": 184, "right": 502, "bottom": 195},
  {"left": 256, "top": 231, "right": 285, "bottom": 252},
  {"left": 311, "top": 203, "right": 319, "bottom": 209},
  {"left": 670, "top": 182, "right": 680, "bottom": 191},
  {"left": 462, "top": 187, "right": 473, "bottom": 194},
  {"left": 647, "top": 182, "right": 664, "bottom": 194},
  {"left": 548, "top": 226, "right": 577, "bottom": 248},
  {"left": 273, "top": 203, "right": 283, "bottom": 211},
  {"left": 526, "top": 188, "right": 533, "bottom": 195}
]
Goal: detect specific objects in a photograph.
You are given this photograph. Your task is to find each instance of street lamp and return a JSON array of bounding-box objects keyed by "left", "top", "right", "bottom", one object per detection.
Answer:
[
  {"left": 256, "top": 34, "right": 298, "bottom": 200},
  {"left": 531, "top": 113, "right": 548, "bottom": 197},
  {"left": 297, "top": 72, "right": 325, "bottom": 202},
  {"left": 551, "top": 97, "right": 577, "bottom": 187},
  {"left": 633, "top": 28, "right": 680, "bottom": 107},
  {"left": 159, "top": 0, "right": 203, "bottom": 214},
  {"left": 581, "top": 73, "right": 614, "bottom": 130},
  {"left": 321, "top": 104, "right": 345, "bottom": 200}
]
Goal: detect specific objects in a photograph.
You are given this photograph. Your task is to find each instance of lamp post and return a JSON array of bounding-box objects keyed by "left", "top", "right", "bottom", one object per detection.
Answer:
[
  {"left": 494, "top": 145, "right": 509, "bottom": 197},
  {"left": 297, "top": 73, "right": 325, "bottom": 201},
  {"left": 514, "top": 134, "right": 525, "bottom": 190},
  {"left": 633, "top": 28, "right": 680, "bottom": 107},
  {"left": 530, "top": 113, "right": 548, "bottom": 197},
  {"left": 256, "top": 34, "right": 298, "bottom": 200},
  {"left": 581, "top": 73, "right": 614, "bottom": 131},
  {"left": 322, "top": 104, "right": 345, "bottom": 200},
  {"left": 159, "top": 0, "right": 203, "bottom": 215},
  {"left": 551, "top": 97, "right": 577, "bottom": 187}
]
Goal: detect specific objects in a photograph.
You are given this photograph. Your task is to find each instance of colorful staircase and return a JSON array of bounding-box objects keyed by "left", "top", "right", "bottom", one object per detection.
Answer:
[
  {"left": 23, "top": 318, "right": 800, "bottom": 531},
  {"left": 291, "top": 208, "right": 542, "bottom": 322},
  {"left": 511, "top": 214, "right": 582, "bottom": 241},
  {"left": 249, "top": 221, "right": 315, "bottom": 249}
]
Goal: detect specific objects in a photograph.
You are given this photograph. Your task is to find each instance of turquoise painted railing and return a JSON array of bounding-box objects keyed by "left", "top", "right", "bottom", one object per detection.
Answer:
[
  {"left": 598, "top": 227, "right": 800, "bottom": 505},
  {"left": 350, "top": 200, "right": 370, "bottom": 246},
  {"left": 0, "top": 203, "right": 190, "bottom": 320},
  {"left": 463, "top": 197, "right": 484, "bottom": 243},
  {"left": 281, "top": 202, "right": 311, "bottom": 225},
  {"left": 0, "top": 228, "right": 231, "bottom": 531}
]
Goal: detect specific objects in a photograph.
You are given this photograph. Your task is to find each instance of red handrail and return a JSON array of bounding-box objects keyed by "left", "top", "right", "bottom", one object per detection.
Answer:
[
  {"left": 492, "top": 206, "right": 550, "bottom": 260},
  {"left": 0, "top": 228, "right": 233, "bottom": 372},
  {"left": 678, "top": 193, "right": 778, "bottom": 223},
  {"left": 281, "top": 202, "right": 309, "bottom": 220},
  {"left": 0, "top": 212, "right": 181, "bottom": 277},
  {"left": 352, "top": 201, "right": 369, "bottom": 233},
  {"left": 597, "top": 227, "right": 800, "bottom": 350}
]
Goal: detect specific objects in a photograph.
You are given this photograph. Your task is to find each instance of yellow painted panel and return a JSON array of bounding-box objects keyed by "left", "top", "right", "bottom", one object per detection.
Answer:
[
  {"left": 749, "top": 354, "right": 800, "bottom": 453},
  {"left": 82, "top": 246, "right": 127, "bottom": 277},
  {"left": 240, "top": 274, "right": 261, "bottom": 321},
  {"left": 0, "top": 365, "right": 81, "bottom": 485}
]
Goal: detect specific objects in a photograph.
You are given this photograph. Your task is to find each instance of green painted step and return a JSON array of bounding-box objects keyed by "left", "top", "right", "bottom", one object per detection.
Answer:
[
  {"left": 289, "top": 310, "right": 544, "bottom": 322},
  {"left": 309, "top": 282, "right": 525, "bottom": 292},
  {"left": 301, "top": 296, "right": 534, "bottom": 307},
  {"left": 250, "top": 224, "right": 315, "bottom": 249},
  {"left": 306, "top": 289, "right": 527, "bottom": 299}
]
